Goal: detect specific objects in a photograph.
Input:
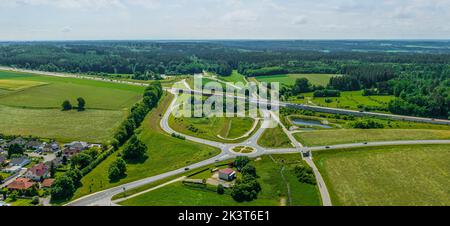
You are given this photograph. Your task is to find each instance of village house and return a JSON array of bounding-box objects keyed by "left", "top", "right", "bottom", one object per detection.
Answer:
[
  {"left": 41, "top": 178, "right": 55, "bottom": 188},
  {"left": 2, "top": 165, "right": 21, "bottom": 174},
  {"left": 6, "top": 137, "right": 27, "bottom": 147},
  {"left": 7, "top": 178, "right": 35, "bottom": 191},
  {"left": 9, "top": 156, "right": 31, "bottom": 167},
  {"left": 38, "top": 141, "right": 60, "bottom": 153},
  {"left": 219, "top": 168, "right": 236, "bottom": 181},
  {"left": 63, "top": 141, "right": 89, "bottom": 158},
  {"left": 25, "top": 140, "right": 43, "bottom": 150},
  {"left": 24, "top": 163, "right": 49, "bottom": 181}
]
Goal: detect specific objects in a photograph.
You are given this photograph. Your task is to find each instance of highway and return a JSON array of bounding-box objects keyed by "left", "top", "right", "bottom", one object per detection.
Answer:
[
  {"left": 3, "top": 66, "right": 449, "bottom": 206},
  {"left": 67, "top": 86, "right": 450, "bottom": 206}
]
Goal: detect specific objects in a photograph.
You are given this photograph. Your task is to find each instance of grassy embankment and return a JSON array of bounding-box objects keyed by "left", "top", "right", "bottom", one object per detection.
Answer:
[{"left": 72, "top": 93, "right": 221, "bottom": 199}]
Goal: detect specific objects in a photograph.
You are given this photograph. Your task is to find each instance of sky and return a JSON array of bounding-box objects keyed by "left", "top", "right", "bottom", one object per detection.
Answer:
[{"left": 1, "top": 0, "right": 450, "bottom": 40}]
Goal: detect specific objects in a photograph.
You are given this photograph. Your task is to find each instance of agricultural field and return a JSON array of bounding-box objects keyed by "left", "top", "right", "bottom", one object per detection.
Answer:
[
  {"left": 314, "top": 145, "right": 450, "bottom": 206},
  {"left": 119, "top": 154, "right": 321, "bottom": 206},
  {"left": 258, "top": 125, "right": 293, "bottom": 148},
  {"left": 73, "top": 93, "right": 221, "bottom": 199},
  {"left": 290, "top": 90, "right": 395, "bottom": 112},
  {"left": 294, "top": 129, "right": 450, "bottom": 146},
  {"left": 0, "top": 70, "right": 144, "bottom": 142},
  {"left": 255, "top": 74, "right": 336, "bottom": 87}
]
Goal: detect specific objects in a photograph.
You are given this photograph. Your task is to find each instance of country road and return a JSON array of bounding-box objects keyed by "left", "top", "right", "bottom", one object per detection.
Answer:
[
  {"left": 2, "top": 66, "right": 449, "bottom": 125},
  {"left": 3, "top": 66, "right": 449, "bottom": 206},
  {"left": 67, "top": 86, "right": 450, "bottom": 206}
]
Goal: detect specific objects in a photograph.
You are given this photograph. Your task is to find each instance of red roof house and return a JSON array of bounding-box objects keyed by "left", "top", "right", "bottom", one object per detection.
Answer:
[
  {"left": 219, "top": 168, "right": 236, "bottom": 181},
  {"left": 24, "top": 163, "right": 50, "bottom": 181},
  {"left": 7, "top": 178, "right": 35, "bottom": 190},
  {"left": 41, "top": 178, "right": 55, "bottom": 188}
]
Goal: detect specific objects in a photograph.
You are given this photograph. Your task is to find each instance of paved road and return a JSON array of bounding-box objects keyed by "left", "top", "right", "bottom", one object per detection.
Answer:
[
  {"left": 3, "top": 66, "right": 448, "bottom": 125},
  {"left": 67, "top": 87, "right": 450, "bottom": 206},
  {"left": 5, "top": 67, "right": 448, "bottom": 206}
]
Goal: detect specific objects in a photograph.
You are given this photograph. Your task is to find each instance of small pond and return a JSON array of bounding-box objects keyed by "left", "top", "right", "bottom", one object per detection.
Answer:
[{"left": 291, "top": 118, "right": 332, "bottom": 129}]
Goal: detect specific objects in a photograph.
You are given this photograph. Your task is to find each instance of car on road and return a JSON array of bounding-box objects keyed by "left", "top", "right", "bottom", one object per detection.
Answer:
[
  {"left": 184, "top": 167, "right": 190, "bottom": 171},
  {"left": 325, "top": 146, "right": 331, "bottom": 149},
  {"left": 363, "top": 142, "right": 368, "bottom": 144}
]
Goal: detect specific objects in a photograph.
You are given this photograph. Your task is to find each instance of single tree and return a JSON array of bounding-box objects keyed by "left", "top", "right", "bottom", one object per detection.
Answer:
[
  {"left": 7, "top": 143, "right": 24, "bottom": 158},
  {"left": 49, "top": 162, "right": 56, "bottom": 178},
  {"left": 77, "top": 97, "right": 86, "bottom": 111},
  {"left": 122, "top": 135, "right": 148, "bottom": 161},
  {"left": 62, "top": 100, "right": 72, "bottom": 111}
]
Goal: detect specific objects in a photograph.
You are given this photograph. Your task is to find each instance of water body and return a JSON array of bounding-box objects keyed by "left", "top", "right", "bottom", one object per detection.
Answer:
[{"left": 292, "top": 118, "right": 332, "bottom": 129}]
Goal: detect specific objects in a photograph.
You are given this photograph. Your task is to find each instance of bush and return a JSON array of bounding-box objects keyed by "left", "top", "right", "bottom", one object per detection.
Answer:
[
  {"left": 31, "top": 196, "right": 39, "bottom": 205},
  {"left": 241, "top": 164, "right": 257, "bottom": 178},
  {"left": 231, "top": 176, "right": 261, "bottom": 202},
  {"left": 217, "top": 184, "right": 225, "bottom": 195},
  {"left": 122, "top": 135, "right": 148, "bottom": 161},
  {"left": 233, "top": 156, "right": 250, "bottom": 171},
  {"left": 313, "top": 89, "right": 341, "bottom": 97},
  {"left": 108, "top": 158, "right": 127, "bottom": 181},
  {"left": 350, "top": 119, "right": 385, "bottom": 129},
  {"left": 293, "top": 165, "right": 316, "bottom": 185}
]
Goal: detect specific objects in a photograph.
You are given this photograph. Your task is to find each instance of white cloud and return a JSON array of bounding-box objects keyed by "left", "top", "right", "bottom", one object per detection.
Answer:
[
  {"left": 292, "top": 16, "right": 308, "bottom": 25},
  {"left": 61, "top": 26, "right": 73, "bottom": 33},
  {"left": 221, "top": 10, "right": 259, "bottom": 23}
]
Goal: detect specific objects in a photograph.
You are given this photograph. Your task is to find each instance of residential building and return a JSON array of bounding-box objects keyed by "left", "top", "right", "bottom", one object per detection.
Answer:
[
  {"left": 219, "top": 168, "right": 236, "bottom": 181},
  {"left": 9, "top": 157, "right": 30, "bottom": 167},
  {"left": 7, "top": 178, "right": 35, "bottom": 191},
  {"left": 26, "top": 140, "right": 42, "bottom": 150},
  {"left": 24, "top": 163, "right": 49, "bottom": 181},
  {"left": 41, "top": 178, "right": 55, "bottom": 188},
  {"left": 2, "top": 165, "right": 21, "bottom": 174}
]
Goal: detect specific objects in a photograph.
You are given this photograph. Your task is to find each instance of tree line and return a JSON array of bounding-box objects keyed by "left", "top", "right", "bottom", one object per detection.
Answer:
[{"left": 50, "top": 82, "right": 163, "bottom": 202}]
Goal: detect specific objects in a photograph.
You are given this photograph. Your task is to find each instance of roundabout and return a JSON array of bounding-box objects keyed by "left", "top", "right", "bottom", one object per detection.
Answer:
[{"left": 230, "top": 146, "right": 257, "bottom": 155}]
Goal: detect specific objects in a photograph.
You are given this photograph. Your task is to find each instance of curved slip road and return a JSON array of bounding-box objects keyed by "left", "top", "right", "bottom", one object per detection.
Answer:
[{"left": 67, "top": 88, "right": 450, "bottom": 206}]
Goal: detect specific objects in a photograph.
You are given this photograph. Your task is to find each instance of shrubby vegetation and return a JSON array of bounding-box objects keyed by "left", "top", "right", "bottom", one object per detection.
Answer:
[
  {"left": 231, "top": 157, "right": 261, "bottom": 202},
  {"left": 293, "top": 165, "right": 316, "bottom": 185},
  {"left": 350, "top": 119, "right": 385, "bottom": 129},
  {"left": 51, "top": 82, "right": 163, "bottom": 202}
]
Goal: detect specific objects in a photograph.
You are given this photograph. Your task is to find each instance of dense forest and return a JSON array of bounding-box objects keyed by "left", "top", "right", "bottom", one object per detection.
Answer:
[{"left": 0, "top": 40, "right": 448, "bottom": 119}]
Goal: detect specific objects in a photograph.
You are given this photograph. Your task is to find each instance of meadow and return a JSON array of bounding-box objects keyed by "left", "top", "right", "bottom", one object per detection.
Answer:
[
  {"left": 217, "top": 70, "right": 247, "bottom": 84},
  {"left": 0, "top": 70, "right": 144, "bottom": 142},
  {"left": 258, "top": 125, "right": 293, "bottom": 148},
  {"left": 314, "top": 145, "right": 450, "bottom": 206},
  {"left": 294, "top": 129, "right": 450, "bottom": 146},
  {"left": 73, "top": 93, "right": 221, "bottom": 199},
  {"left": 289, "top": 90, "right": 395, "bottom": 111},
  {"left": 119, "top": 154, "right": 321, "bottom": 206},
  {"left": 255, "top": 74, "right": 336, "bottom": 87}
]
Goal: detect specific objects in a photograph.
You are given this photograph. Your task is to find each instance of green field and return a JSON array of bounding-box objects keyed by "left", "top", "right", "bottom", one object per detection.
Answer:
[
  {"left": 258, "top": 125, "right": 293, "bottom": 148},
  {"left": 73, "top": 93, "right": 221, "bottom": 199},
  {"left": 119, "top": 154, "right": 321, "bottom": 206},
  {"left": 217, "top": 70, "right": 247, "bottom": 84},
  {"left": 290, "top": 90, "right": 395, "bottom": 111},
  {"left": 0, "top": 79, "right": 47, "bottom": 91},
  {"left": 169, "top": 106, "right": 256, "bottom": 142},
  {"left": 255, "top": 74, "right": 336, "bottom": 87},
  {"left": 294, "top": 129, "right": 450, "bottom": 146},
  {"left": 0, "top": 70, "right": 144, "bottom": 142},
  {"left": 314, "top": 145, "right": 450, "bottom": 206}
]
